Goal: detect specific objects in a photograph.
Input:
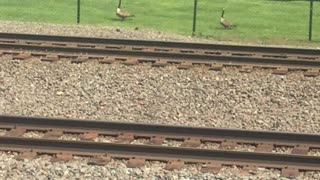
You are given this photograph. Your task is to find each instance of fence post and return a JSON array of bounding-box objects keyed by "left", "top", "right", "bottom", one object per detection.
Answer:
[
  {"left": 77, "top": 0, "right": 81, "bottom": 24},
  {"left": 309, "top": 0, "right": 313, "bottom": 41},
  {"left": 192, "top": 0, "right": 198, "bottom": 36}
]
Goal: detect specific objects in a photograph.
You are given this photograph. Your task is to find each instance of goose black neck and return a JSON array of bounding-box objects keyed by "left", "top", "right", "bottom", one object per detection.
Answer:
[
  {"left": 118, "top": 0, "right": 122, "bottom": 8},
  {"left": 221, "top": 9, "right": 225, "bottom": 18}
]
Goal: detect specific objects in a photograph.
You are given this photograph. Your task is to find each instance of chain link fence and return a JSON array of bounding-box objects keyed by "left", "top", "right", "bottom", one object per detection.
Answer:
[{"left": 0, "top": 0, "right": 319, "bottom": 44}]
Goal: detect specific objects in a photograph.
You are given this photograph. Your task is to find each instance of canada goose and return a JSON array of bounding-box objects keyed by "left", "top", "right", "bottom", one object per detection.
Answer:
[
  {"left": 220, "top": 8, "right": 236, "bottom": 28},
  {"left": 116, "top": 0, "right": 134, "bottom": 21}
]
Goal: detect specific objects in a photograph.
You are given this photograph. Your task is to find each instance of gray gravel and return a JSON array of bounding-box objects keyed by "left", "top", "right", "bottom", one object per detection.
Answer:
[
  {"left": 94, "top": 135, "right": 116, "bottom": 143},
  {"left": 272, "top": 147, "right": 293, "bottom": 154},
  {"left": 59, "top": 134, "right": 81, "bottom": 141},
  {"left": 309, "top": 149, "right": 320, "bottom": 156},
  {"left": 1, "top": 57, "right": 319, "bottom": 179},
  {"left": 234, "top": 144, "right": 256, "bottom": 152},
  {"left": 22, "top": 131, "right": 45, "bottom": 138},
  {"left": 0, "top": 129, "right": 6, "bottom": 136},
  {"left": 1, "top": 57, "right": 319, "bottom": 133},
  {"left": 0, "top": 20, "right": 320, "bottom": 179},
  {"left": 199, "top": 142, "right": 221, "bottom": 150}
]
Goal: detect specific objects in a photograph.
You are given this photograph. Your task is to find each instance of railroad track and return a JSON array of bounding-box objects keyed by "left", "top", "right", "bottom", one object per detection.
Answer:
[
  {"left": 0, "top": 33, "right": 319, "bottom": 76},
  {"left": 0, "top": 114, "right": 319, "bottom": 177}
]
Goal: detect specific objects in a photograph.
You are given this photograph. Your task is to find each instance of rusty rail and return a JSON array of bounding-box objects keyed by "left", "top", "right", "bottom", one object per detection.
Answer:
[
  {"left": 0, "top": 114, "right": 319, "bottom": 154},
  {"left": 0, "top": 135, "right": 319, "bottom": 178},
  {"left": 0, "top": 33, "right": 319, "bottom": 76},
  {"left": 0, "top": 32, "right": 319, "bottom": 56},
  {"left": 0, "top": 114, "right": 320, "bottom": 177}
]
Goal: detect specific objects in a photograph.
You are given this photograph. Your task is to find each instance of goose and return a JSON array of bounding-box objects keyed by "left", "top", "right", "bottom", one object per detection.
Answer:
[
  {"left": 220, "top": 8, "right": 236, "bottom": 28},
  {"left": 116, "top": 0, "right": 134, "bottom": 21}
]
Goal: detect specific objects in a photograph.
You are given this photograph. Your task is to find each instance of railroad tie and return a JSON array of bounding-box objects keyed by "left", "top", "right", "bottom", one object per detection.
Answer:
[
  {"left": 127, "top": 157, "right": 146, "bottom": 168},
  {"left": 116, "top": 133, "right": 135, "bottom": 143},
  {"left": 201, "top": 161, "right": 222, "bottom": 174},
  {"left": 209, "top": 63, "right": 223, "bottom": 71},
  {"left": 304, "top": 69, "right": 320, "bottom": 77},
  {"left": 5, "top": 127, "right": 26, "bottom": 137},
  {"left": 79, "top": 132, "right": 99, "bottom": 141},
  {"left": 281, "top": 167, "right": 300, "bottom": 178},
  {"left": 88, "top": 154, "right": 111, "bottom": 166},
  {"left": 181, "top": 138, "right": 201, "bottom": 148},
  {"left": 148, "top": 136, "right": 165, "bottom": 145},
  {"left": 41, "top": 54, "right": 59, "bottom": 62},
  {"left": 12, "top": 52, "right": 32, "bottom": 60},
  {"left": 272, "top": 67, "right": 288, "bottom": 75},
  {"left": 255, "top": 143, "right": 274, "bottom": 153},
  {"left": 51, "top": 152, "right": 73, "bottom": 162},
  {"left": 165, "top": 159, "right": 184, "bottom": 171},
  {"left": 16, "top": 149, "right": 37, "bottom": 161},
  {"left": 43, "top": 129, "right": 64, "bottom": 139},
  {"left": 292, "top": 145, "right": 309, "bottom": 155}
]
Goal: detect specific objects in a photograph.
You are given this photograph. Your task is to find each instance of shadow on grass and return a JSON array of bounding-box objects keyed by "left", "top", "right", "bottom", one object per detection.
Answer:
[
  {"left": 110, "top": 18, "right": 134, "bottom": 22},
  {"left": 214, "top": 27, "right": 237, "bottom": 30}
]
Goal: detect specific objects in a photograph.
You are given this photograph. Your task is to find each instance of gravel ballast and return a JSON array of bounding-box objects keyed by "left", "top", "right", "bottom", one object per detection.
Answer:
[
  {"left": 0, "top": 20, "right": 319, "bottom": 179},
  {"left": 1, "top": 57, "right": 319, "bottom": 133},
  {"left": 1, "top": 56, "right": 320, "bottom": 179}
]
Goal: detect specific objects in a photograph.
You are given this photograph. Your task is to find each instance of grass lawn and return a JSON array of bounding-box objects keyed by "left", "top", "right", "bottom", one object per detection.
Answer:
[{"left": 0, "top": 0, "right": 319, "bottom": 45}]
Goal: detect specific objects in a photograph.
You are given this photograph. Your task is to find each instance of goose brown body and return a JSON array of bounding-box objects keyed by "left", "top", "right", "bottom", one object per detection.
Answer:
[
  {"left": 220, "top": 9, "right": 236, "bottom": 28},
  {"left": 116, "top": 0, "right": 134, "bottom": 20}
]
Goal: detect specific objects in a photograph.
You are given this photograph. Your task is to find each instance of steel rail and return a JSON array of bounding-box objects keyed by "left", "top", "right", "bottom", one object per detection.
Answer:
[
  {"left": 0, "top": 32, "right": 319, "bottom": 56},
  {"left": 0, "top": 42, "right": 319, "bottom": 69},
  {"left": 0, "top": 136, "right": 319, "bottom": 172},
  {"left": 0, "top": 114, "right": 319, "bottom": 150}
]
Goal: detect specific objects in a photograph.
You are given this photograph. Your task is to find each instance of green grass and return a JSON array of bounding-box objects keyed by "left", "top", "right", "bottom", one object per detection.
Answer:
[{"left": 0, "top": 0, "right": 319, "bottom": 46}]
